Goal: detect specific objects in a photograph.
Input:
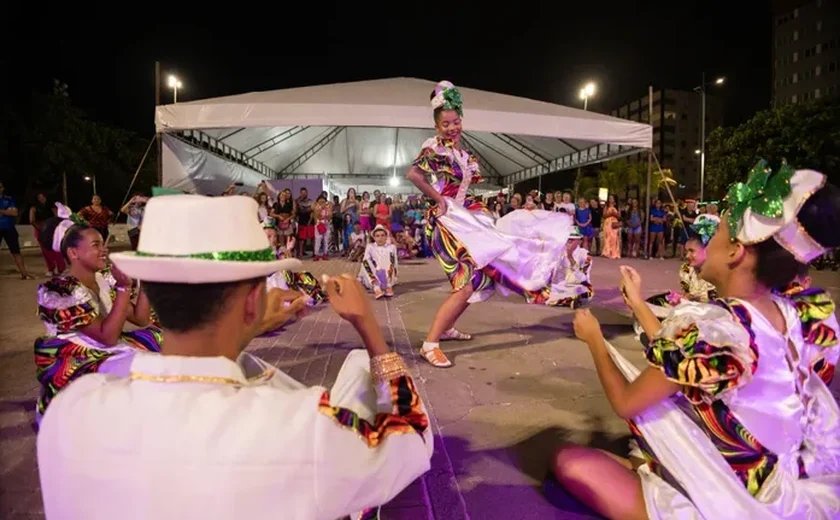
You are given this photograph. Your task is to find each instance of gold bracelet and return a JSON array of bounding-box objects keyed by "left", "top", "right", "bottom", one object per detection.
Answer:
[{"left": 370, "top": 353, "right": 409, "bottom": 384}]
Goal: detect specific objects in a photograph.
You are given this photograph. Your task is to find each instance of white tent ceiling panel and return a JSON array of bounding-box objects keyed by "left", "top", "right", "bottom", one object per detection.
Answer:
[{"left": 161, "top": 78, "right": 651, "bottom": 185}]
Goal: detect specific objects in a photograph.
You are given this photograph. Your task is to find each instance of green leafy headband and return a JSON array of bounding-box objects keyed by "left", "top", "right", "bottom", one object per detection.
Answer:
[
  {"left": 724, "top": 159, "right": 793, "bottom": 239},
  {"left": 431, "top": 82, "right": 464, "bottom": 117},
  {"left": 689, "top": 217, "right": 719, "bottom": 245}
]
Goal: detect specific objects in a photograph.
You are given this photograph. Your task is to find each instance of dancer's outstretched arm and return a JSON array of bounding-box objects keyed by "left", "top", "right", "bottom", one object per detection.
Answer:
[
  {"left": 574, "top": 309, "right": 679, "bottom": 419},
  {"left": 620, "top": 266, "right": 662, "bottom": 338},
  {"left": 406, "top": 167, "right": 445, "bottom": 211}
]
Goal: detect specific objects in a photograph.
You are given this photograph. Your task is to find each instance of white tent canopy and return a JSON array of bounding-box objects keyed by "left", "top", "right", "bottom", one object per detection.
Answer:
[{"left": 157, "top": 77, "right": 651, "bottom": 194}]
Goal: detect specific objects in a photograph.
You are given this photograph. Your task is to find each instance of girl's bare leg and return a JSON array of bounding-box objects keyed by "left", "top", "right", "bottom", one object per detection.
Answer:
[
  {"left": 552, "top": 444, "right": 648, "bottom": 520},
  {"left": 425, "top": 284, "right": 473, "bottom": 343}
]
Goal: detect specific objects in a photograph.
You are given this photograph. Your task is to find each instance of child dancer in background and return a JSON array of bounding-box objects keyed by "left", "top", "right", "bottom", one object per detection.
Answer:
[
  {"left": 548, "top": 226, "right": 594, "bottom": 308},
  {"left": 393, "top": 227, "right": 419, "bottom": 259},
  {"left": 347, "top": 222, "right": 366, "bottom": 262},
  {"left": 263, "top": 219, "right": 327, "bottom": 307},
  {"left": 644, "top": 214, "right": 720, "bottom": 319},
  {"left": 359, "top": 225, "right": 398, "bottom": 299},
  {"left": 574, "top": 197, "right": 593, "bottom": 251}
]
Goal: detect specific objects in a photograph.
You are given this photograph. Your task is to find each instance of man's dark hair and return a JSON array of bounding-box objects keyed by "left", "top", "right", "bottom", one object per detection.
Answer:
[{"left": 143, "top": 278, "right": 263, "bottom": 333}]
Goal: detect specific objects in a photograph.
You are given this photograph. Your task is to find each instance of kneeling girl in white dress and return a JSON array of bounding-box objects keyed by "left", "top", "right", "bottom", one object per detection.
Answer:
[
  {"left": 644, "top": 214, "right": 720, "bottom": 319},
  {"left": 553, "top": 162, "right": 840, "bottom": 519},
  {"left": 548, "top": 226, "right": 594, "bottom": 308},
  {"left": 359, "top": 224, "right": 398, "bottom": 299}
]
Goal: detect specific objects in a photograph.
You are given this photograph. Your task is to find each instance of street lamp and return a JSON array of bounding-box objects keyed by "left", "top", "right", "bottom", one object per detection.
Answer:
[
  {"left": 579, "top": 82, "right": 596, "bottom": 111},
  {"left": 168, "top": 75, "right": 183, "bottom": 103},
  {"left": 694, "top": 73, "right": 725, "bottom": 202},
  {"left": 84, "top": 175, "right": 97, "bottom": 196}
]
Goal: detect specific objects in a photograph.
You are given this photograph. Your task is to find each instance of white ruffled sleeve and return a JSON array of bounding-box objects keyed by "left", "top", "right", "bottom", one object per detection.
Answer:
[{"left": 647, "top": 301, "right": 758, "bottom": 405}]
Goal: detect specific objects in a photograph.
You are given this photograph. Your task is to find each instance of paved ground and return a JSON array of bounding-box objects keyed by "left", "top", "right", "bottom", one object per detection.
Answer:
[{"left": 1, "top": 249, "right": 838, "bottom": 519}]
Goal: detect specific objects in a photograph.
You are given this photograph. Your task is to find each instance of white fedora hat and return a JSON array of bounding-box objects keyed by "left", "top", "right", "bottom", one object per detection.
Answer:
[{"left": 110, "top": 194, "right": 301, "bottom": 283}]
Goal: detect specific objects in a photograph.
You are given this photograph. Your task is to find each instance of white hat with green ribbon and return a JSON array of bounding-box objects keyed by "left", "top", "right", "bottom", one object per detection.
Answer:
[{"left": 110, "top": 195, "right": 301, "bottom": 283}]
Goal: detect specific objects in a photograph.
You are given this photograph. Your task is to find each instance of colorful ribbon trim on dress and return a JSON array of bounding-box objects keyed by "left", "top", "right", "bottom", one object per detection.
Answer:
[{"left": 317, "top": 375, "right": 428, "bottom": 448}]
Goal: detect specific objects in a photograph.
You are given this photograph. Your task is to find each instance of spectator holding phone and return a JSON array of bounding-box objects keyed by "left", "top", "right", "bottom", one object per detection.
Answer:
[{"left": 121, "top": 193, "right": 148, "bottom": 251}]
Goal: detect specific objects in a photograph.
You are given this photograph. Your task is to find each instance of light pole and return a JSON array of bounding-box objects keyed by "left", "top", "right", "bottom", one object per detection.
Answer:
[
  {"left": 574, "top": 82, "right": 597, "bottom": 199},
  {"left": 168, "top": 75, "right": 183, "bottom": 103},
  {"left": 579, "top": 82, "right": 596, "bottom": 111},
  {"left": 693, "top": 74, "right": 724, "bottom": 202},
  {"left": 84, "top": 175, "right": 97, "bottom": 196}
]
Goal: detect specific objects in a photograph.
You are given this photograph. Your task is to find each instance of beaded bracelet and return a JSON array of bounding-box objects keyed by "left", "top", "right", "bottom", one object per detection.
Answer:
[{"left": 370, "top": 352, "right": 409, "bottom": 385}]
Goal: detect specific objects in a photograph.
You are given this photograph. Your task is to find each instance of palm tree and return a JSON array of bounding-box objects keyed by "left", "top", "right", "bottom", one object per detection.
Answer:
[{"left": 598, "top": 158, "right": 632, "bottom": 201}]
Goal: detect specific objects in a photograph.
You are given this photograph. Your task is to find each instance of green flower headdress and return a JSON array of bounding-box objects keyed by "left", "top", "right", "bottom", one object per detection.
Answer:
[
  {"left": 688, "top": 214, "right": 719, "bottom": 246},
  {"left": 724, "top": 159, "right": 793, "bottom": 239},
  {"left": 723, "top": 159, "right": 828, "bottom": 263},
  {"left": 431, "top": 80, "right": 464, "bottom": 117}
]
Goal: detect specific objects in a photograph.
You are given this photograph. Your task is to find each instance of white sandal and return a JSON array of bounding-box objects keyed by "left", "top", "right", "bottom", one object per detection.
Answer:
[
  {"left": 440, "top": 328, "right": 472, "bottom": 341},
  {"left": 420, "top": 345, "right": 453, "bottom": 368}
]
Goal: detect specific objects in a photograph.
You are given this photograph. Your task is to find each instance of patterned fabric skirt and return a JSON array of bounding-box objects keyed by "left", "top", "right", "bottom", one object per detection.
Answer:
[
  {"left": 34, "top": 327, "right": 163, "bottom": 417},
  {"left": 283, "top": 270, "right": 328, "bottom": 305},
  {"left": 425, "top": 203, "right": 570, "bottom": 306},
  {"left": 547, "top": 281, "right": 594, "bottom": 307}
]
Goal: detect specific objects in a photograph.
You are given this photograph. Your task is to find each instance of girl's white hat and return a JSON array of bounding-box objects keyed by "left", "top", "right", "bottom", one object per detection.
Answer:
[{"left": 110, "top": 195, "right": 301, "bottom": 283}]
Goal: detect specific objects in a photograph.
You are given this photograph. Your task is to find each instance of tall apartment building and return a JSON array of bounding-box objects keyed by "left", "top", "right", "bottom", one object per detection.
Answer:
[
  {"left": 772, "top": 0, "right": 840, "bottom": 106},
  {"left": 610, "top": 89, "right": 723, "bottom": 196}
]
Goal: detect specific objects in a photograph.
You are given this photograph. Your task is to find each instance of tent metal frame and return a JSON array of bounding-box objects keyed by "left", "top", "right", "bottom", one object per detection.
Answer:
[{"left": 174, "top": 127, "right": 647, "bottom": 186}]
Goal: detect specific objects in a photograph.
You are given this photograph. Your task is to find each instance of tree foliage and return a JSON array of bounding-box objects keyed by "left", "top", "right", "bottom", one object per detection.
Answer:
[
  {"left": 0, "top": 81, "right": 157, "bottom": 221},
  {"left": 595, "top": 157, "right": 676, "bottom": 205},
  {"left": 705, "top": 96, "right": 840, "bottom": 198}
]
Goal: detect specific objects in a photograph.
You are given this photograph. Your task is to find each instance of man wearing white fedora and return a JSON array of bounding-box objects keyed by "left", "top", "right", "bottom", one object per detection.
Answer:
[{"left": 37, "top": 195, "right": 433, "bottom": 520}]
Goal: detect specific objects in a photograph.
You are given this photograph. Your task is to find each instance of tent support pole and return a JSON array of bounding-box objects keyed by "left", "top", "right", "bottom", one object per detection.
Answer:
[
  {"left": 155, "top": 61, "right": 162, "bottom": 186},
  {"left": 644, "top": 85, "right": 653, "bottom": 258}
]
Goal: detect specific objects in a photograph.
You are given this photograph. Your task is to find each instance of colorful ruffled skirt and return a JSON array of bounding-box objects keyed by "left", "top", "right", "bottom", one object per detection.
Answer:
[
  {"left": 34, "top": 327, "right": 162, "bottom": 420},
  {"left": 425, "top": 198, "right": 574, "bottom": 305}
]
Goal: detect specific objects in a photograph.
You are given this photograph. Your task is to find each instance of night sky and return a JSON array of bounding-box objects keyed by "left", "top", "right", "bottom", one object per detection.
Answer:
[{"left": 15, "top": 1, "right": 772, "bottom": 135}]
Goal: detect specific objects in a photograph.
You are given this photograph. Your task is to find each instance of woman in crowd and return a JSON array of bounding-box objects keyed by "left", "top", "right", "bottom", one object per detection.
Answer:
[
  {"left": 374, "top": 193, "right": 391, "bottom": 229},
  {"left": 648, "top": 198, "right": 667, "bottom": 259},
  {"left": 78, "top": 194, "right": 113, "bottom": 242},
  {"left": 574, "top": 197, "right": 593, "bottom": 251},
  {"left": 255, "top": 188, "right": 272, "bottom": 221},
  {"left": 271, "top": 189, "right": 295, "bottom": 241},
  {"left": 542, "top": 191, "right": 554, "bottom": 211},
  {"left": 34, "top": 205, "right": 161, "bottom": 422},
  {"left": 341, "top": 188, "right": 360, "bottom": 227},
  {"left": 588, "top": 199, "right": 602, "bottom": 255},
  {"left": 29, "top": 192, "right": 64, "bottom": 276},
  {"left": 554, "top": 162, "right": 840, "bottom": 519},
  {"left": 359, "top": 191, "right": 373, "bottom": 234},
  {"left": 312, "top": 194, "right": 332, "bottom": 261},
  {"left": 625, "top": 198, "right": 643, "bottom": 258},
  {"left": 294, "top": 187, "right": 314, "bottom": 257},
  {"left": 601, "top": 194, "right": 621, "bottom": 259}
]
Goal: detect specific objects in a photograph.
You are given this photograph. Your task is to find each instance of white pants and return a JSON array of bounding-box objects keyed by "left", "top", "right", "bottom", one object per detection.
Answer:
[{"left": 314, "top": 224, "right": 330, "bottom": 256}]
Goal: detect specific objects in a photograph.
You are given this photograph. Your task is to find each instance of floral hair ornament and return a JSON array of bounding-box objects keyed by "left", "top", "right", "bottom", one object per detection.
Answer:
[
  {"left": 261, "top": 217, "right": 277, "bottom": 229},
  {"left": 689, "top": 214, "right": 720, "bottom": 246},
  {"left": 430, "top": 80, "right": 464, "bottom": 117},
  {"left": 724, "top": 159, "right": 827, "bottom": 263},
  {"left": 52, "top": 202, "right": 88, "bottom": 252}
]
